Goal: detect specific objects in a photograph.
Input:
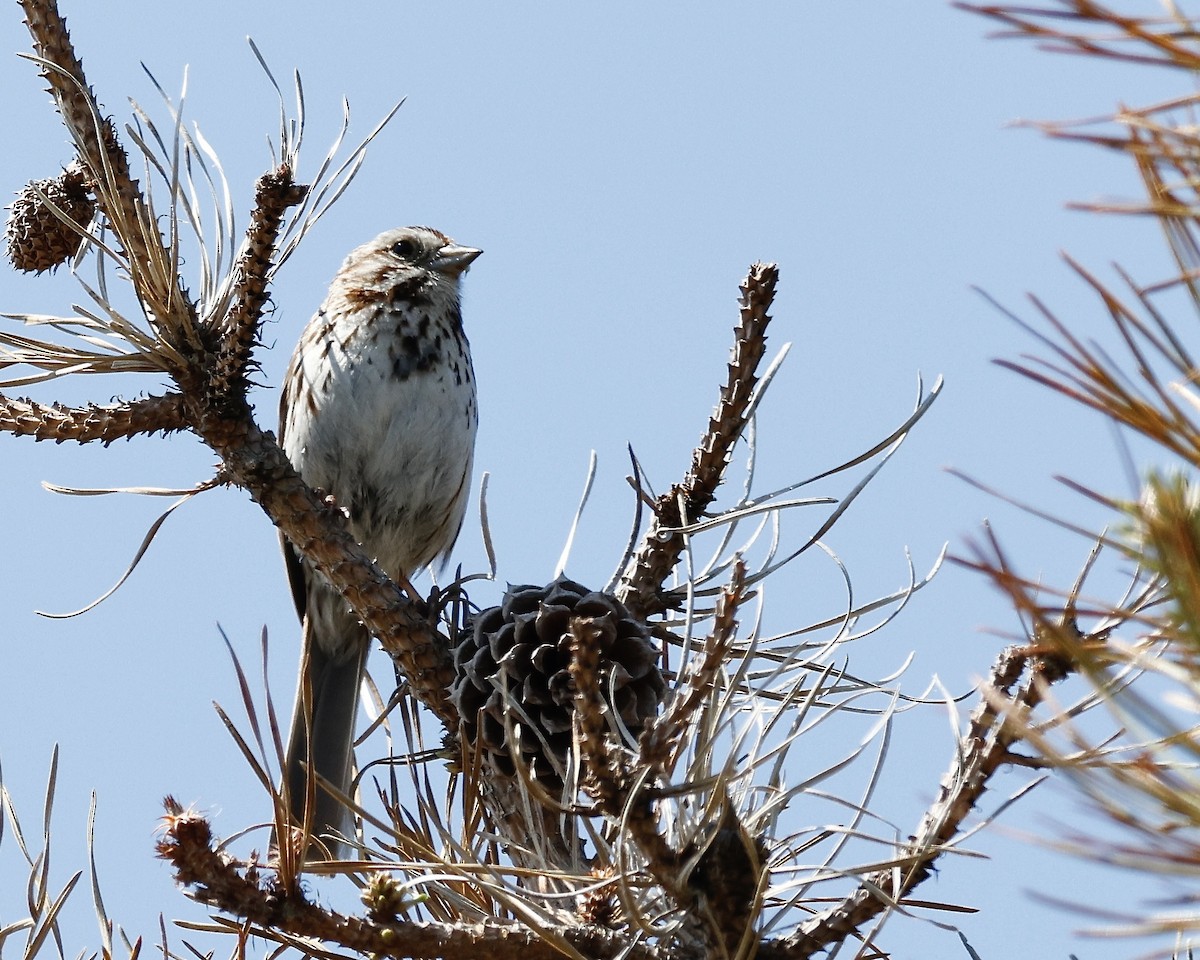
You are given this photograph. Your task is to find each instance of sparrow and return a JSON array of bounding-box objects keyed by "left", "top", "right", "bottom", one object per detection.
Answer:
[{"left": 278, "top": 225, "right": 480, "bottom": 858}]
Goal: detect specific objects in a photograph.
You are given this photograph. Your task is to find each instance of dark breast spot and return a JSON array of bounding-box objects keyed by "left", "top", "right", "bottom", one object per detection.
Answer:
[
  {"left": 388, "top": 275, "right": 431, "bottom": 308},
  {"left": 390, "top": 330, "right": 441, "bottom": 379}
]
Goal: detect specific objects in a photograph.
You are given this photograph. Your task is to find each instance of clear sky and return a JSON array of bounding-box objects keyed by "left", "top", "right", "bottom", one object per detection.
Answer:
[{"left": 0, "top": 3, "right": 1189, "bottom": 957}]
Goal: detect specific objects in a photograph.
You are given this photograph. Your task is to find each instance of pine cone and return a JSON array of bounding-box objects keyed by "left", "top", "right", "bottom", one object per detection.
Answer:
[
  {"left": 5, "top": 165, "right": 95, "bottom": 273},
  {"left": 450, "top": 576, "right": 665, "bottom": 789}
]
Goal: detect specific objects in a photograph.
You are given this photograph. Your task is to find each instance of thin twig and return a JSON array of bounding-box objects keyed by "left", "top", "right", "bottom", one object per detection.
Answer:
[
  {"left": 211, "top": 167, "right": 307, "bottom": 397},
  {"left": 0, "top": 392, "right": 187, "bottom": 443},
  {"left": 773, "top": 635, "right": 1063, "bottom": 958},
  {"left": 158, "top": 797, "right": 660, "bottom": 960},
  {"left": 616, "top": 263, "right": 778, "bottom": 620}
]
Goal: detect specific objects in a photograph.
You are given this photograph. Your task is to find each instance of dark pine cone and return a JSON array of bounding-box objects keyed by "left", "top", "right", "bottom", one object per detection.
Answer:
[
  {"left": 4, "top": 165, "right": 95, "bottom": 274},
  {"left": 450, "top": 575, "right": 666, "bottom": 789}
]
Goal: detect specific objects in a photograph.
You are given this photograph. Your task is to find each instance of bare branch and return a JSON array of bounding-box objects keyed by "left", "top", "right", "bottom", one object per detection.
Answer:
[
  {"left": 158, "top": 798, "right": 660, "bottom": 960},
  {"left": 617, "top": 263, "right": 777, "bottom": 619},
  {"left": 0, "top": 392, "right": 186, "bottom": 443},
  {"left": 640, "top": 559, "right": 747, "bottom": 775},
  {"left": 775, "top": 634, "right": 1065, "bottom": 958},
  {"left": 19, "top": 0, "right": 197, "bottom": 357},
  {"left": 196, "top": 415, "right": 458, "bottom": 723},
  {"left": 210, "top": 167, "right": 308, "bottom": 397}
]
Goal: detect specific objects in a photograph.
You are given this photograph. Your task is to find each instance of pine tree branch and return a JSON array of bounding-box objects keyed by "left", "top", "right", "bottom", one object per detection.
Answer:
[
  {"left": 0, "top": 392, "right": 187, "bottom": 442},
  {"left": 773, "top": 615, "right": 1074, "bottom": 957},
  {"left": 211, "top": 168, "right": 308, "bottom": 399},
  {"left": 159, "top": 797, "right": 663, "bottom": 960},
  {"left": 616, "top": 263, "right": 777, "bottom": 620},
  {"left": 190, "top": 407, "right": 457, "bottom": 722},
  {"left": 571, "top": 562, "right": 763, "bottom": 958},
  {"left": 639, "top": 559, "right": 746, "bottom": 776},
  {"left": 18, "top": 0, "right": 197, "bottom": 359}
]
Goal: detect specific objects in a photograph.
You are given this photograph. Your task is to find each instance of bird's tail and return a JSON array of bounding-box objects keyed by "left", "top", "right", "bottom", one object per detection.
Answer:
[{"left": 283, "top": 616, "right": 369, "bottom": 861}]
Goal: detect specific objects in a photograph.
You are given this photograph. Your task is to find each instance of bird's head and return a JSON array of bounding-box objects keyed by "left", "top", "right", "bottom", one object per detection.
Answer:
[{"left": 334, "top": 225, "right": 482, "bottom": 310}]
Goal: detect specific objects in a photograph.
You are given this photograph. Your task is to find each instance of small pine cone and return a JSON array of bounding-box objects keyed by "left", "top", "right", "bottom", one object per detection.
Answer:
[
  {"left": 5, "top": 165, "right": 95, "bottom": 273},
  {"left": 577, "top": 870, "right": 621, "bottom": 926},
  {"left": 450, "top": 575, "right": 666, "bottom": 789}
]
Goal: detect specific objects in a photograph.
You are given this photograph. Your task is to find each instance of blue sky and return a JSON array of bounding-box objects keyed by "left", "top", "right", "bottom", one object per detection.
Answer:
[{"left": 0, "top": 3, "right": 1190, "bottom": 957}]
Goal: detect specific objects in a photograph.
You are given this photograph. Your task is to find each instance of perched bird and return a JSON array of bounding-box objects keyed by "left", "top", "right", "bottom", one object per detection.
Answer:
[{"left": 278, "top": 226, "right": 480, "bottom": 858}]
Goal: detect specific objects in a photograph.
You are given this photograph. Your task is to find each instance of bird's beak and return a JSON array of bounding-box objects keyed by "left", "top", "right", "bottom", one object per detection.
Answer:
[{"left": 433, "top": 243, "right": 482, "bottom": 278}]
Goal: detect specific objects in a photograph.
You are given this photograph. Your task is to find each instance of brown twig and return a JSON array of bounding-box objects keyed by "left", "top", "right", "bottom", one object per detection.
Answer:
[
  {"left": 0, "top": 392, "right": 187, "bottom": 443},
  {"left": 570, "top": 564, "right": 764, "bottom": 959},
  {"left": 616, "top": 263, "right": 777, "bottom": 620},
  {"left": 770, "top": 525, "right": 1093, "bottom": 958},
  {"left": 956, "top": 1, "right": 1200, "bottom": 71},
  {"left": 19, "top": 0, "right": 196, "bottom": 355},
  {"left": 194, "top": 413, "right": 457, "bottom": 720},
  {"left": 639, "top": 559, "right": 747, "bottom": 776},
  {"left": 688, "top": 797, "right": 765, "bottom": 960},
  {"left": 773, "top": 633, "right": 1065, "bottom": 958},
  {"left": 211, "top": 167, "right": 308, "bottom": 398},
  {"left": 569, "top": 616, "right": 682, "bottom": 889},
  {"left": 159, "top": 797, "right": 659, "bottom": 960}
]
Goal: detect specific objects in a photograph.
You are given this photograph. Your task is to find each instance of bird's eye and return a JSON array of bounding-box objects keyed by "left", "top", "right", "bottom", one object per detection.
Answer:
[{"left": 391, "top": 238, "right": 420, "bottom": 260}]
